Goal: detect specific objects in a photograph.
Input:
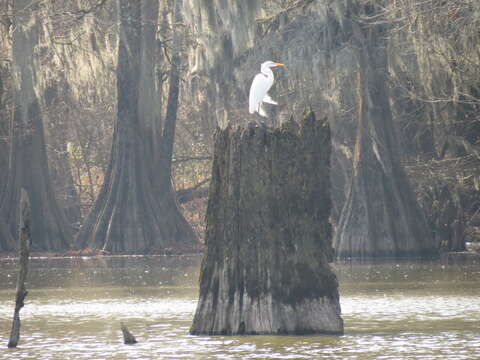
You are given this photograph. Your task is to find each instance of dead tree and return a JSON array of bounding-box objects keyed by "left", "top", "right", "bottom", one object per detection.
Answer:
[
  {"left": 8, "top": 189, "right": 31, "bottom": 348},
  {"left": 190, "top": 112, "right": 343, "bottom": 335}
]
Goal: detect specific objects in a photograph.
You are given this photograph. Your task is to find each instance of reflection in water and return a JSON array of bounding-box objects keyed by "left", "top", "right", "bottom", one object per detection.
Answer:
[{"left": 0, "top": 256, "right": 479, "bottom": 359}]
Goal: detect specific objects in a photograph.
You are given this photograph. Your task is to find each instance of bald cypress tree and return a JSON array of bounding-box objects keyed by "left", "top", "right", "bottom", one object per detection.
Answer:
[
  {"left": 0, "top": 0, "right": 73, "bottom": 251},
  {"left": 333, "top": 2, "right": 436, "bottom": 258},
  {"left": 76, "top": 0, "right": 196, "bottom": 253}
]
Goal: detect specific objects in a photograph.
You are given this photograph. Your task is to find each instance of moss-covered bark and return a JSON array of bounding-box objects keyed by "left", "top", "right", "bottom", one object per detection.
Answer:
[{"left": 191, "top": 111, "right": 343, "bottom": 335}]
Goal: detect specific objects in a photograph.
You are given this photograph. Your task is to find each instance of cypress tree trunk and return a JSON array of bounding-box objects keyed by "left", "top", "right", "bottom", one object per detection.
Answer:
[
  {"left": 0, "top": 63, "right": 7, "bottom": 196},
  {"left": 0, "top": 41, "right": 12, "bottom": 251},
  {"left": 0, "top": 0, "right": 72, "bottom": 251},
  {"left": 0, "top": 93, "right": 12, "bottom": 249},
  {"left": 333, "top": 4, "right": 436, "bottom": 259},
  {"left": 191, "top": 112, "right": 343, "bottom": 335},
  {"left": 76, "top": 0, "right": 196, "bottom": 253}
]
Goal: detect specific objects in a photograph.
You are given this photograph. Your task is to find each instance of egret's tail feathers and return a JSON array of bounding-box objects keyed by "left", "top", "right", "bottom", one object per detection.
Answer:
[
  {"left": 263, "top": 94, "right": 278, "bottom": 105},
  {"left": 249, "top": 101, "right": 256, "bottom": 114}
]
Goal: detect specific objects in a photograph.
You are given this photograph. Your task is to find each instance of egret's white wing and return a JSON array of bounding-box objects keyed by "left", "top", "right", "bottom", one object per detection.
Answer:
[
  {"left": 263, "top": 94, "right": 277, "bottom": 105},
  {"left": 249, "top": 73, "right": 272, "bottom": 114}
]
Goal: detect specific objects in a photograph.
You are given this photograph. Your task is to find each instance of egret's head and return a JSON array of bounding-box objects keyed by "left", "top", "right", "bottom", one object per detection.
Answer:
[{"left": 260, "top": 61, "right": 285, "bottom": 73}]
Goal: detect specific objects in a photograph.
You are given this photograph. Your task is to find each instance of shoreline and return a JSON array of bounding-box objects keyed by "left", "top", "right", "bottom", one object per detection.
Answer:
[{"left": 1, "top": 249, "right": 478, "bottom": 262}]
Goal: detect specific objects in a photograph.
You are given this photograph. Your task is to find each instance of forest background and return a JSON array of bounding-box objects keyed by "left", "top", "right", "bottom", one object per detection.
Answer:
[{"left": 0, "top": 0, "right": 479, "bottom": 256}]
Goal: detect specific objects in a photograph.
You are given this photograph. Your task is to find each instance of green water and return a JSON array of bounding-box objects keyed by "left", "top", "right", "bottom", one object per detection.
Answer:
[{"left": 0, "top": 255, "right": 479, "bottom": 359}]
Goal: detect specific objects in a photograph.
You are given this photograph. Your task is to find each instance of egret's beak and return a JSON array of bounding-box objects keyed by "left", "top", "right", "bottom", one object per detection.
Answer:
[{"left": 274, "top": 62, "right": 285, "bottom": 67}]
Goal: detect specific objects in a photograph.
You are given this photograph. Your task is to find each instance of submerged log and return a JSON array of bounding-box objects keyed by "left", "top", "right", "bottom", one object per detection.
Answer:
[
  {"left": 190, "top": 111, "right": 343, "bottom": 335},
  {"left": 8, "top": 189, "right": 31, "bottom": 348}
]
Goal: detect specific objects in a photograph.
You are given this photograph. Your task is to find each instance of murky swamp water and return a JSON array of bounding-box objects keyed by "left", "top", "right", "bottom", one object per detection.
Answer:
[{"left": 0, "top": 255, "right": 479, "bottom": 359}]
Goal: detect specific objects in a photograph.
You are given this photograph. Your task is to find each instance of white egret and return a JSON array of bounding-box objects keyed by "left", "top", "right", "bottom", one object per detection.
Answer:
[{"left": 249, "top": 61, "right": 284, "bottom": 117}]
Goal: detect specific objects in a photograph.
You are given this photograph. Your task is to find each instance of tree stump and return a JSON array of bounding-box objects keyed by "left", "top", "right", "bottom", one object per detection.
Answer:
[{"left": 190, "top": 111, "right": 343, "bottom": 335}]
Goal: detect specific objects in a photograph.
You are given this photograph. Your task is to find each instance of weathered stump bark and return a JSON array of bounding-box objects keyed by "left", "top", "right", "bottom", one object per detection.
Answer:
[
  {"left": 8, "top": 189, "right": 30, "bottom": 348},
  {"left": 190, "top": 112, "right": 343, "bottom": 335}
]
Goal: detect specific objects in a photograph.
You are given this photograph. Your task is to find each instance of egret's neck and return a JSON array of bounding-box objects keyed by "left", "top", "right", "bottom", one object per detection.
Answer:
[{"left": 261, "top": 67, "right": 274, "bottom": 79}]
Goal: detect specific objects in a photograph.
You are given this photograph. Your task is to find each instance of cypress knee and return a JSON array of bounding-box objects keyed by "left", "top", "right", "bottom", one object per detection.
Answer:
[{"left": 190, "top": 111, "right": 343, "bottom": 335}]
